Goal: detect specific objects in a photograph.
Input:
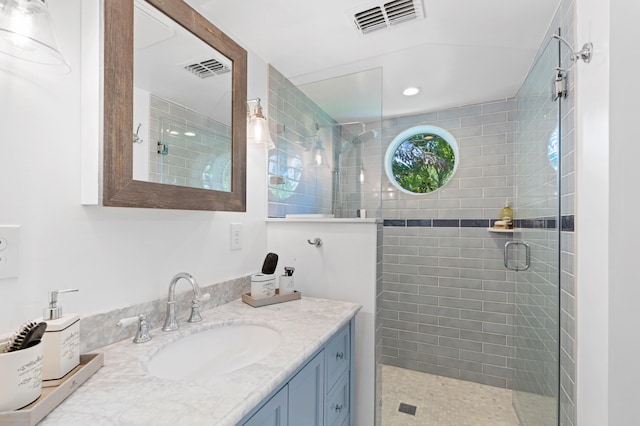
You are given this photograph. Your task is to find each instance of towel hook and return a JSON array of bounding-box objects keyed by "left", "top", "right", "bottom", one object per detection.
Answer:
[
  {"left": 133, "top": 123, "right": 143, "bottom": 144},
  {"left": 307, "top": 238, "right": 322, "bottom": 247}
]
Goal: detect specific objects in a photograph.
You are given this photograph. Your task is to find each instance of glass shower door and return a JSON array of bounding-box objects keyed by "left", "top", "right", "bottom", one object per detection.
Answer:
[{"left": 511, "top": 35, "right": 561, "bottom": 426}]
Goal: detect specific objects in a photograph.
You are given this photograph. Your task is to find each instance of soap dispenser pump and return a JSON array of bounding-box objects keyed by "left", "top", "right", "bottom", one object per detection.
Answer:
[{"left": 41, "top": 289, "right": 80, "bottom": 383}]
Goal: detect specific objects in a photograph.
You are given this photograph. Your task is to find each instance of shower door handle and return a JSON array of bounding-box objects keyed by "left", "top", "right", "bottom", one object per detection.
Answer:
[{"left": 504, "top": 241, "right": 530, "bottom": 271}]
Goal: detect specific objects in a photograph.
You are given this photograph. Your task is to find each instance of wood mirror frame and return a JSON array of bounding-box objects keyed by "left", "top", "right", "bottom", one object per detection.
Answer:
[{"left": 103, "top": 0, "right": 247, "bottom": 211}]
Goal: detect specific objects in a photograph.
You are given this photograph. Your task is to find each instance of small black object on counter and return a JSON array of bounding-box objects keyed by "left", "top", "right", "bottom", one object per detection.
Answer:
[{"left": 261, "top": 252, "right": 279, "bottom": 275}]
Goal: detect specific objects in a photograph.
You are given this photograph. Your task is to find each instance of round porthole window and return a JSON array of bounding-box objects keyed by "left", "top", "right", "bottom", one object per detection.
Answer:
[{"left": 385, "top": 125, "right": 459, "bottom": 194}]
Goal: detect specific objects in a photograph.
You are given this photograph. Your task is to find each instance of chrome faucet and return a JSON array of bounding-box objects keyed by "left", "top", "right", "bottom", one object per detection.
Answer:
[{"left": 162, "top": 272, "right": 205, "bottom": 332}]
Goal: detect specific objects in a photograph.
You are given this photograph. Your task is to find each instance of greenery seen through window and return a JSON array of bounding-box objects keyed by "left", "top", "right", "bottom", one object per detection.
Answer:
[{"left": 391, "top": 133, "right": 456, "bottom": 193}]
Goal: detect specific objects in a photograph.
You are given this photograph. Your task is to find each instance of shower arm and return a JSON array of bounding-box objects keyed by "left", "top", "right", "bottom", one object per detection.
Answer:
[{"left": 552, "top": 34, "right": 593, "bottom": 64}]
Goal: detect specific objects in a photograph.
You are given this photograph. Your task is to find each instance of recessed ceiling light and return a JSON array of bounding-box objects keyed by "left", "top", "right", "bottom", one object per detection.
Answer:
[
  {"left": 403, "top": 86, "right": 421, "bottom": 96},
  {"left": 184, "top": 132, "right": 196, "bottom": 137},
  {"left": 169, "top": 130, "right": 180, "bottom": 135}
]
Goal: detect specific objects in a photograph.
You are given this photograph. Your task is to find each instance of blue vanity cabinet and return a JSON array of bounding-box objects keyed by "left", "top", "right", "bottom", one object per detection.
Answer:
[
  {"left": 240, "top": 320, "right": 353, "bottom": 426},
  {"left": 242, "top": 385, "right": 288, "bottom": 426},
  {"left": 289, "top": 350, "right": 325, "bottom": 425}
]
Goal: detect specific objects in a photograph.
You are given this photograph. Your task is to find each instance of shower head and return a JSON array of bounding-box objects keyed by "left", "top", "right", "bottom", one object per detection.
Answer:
[{"left": 351, "top": 129, "right": 379, "bottom": 145}]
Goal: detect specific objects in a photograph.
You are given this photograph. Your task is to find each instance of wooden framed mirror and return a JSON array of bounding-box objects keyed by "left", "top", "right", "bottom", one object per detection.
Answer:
[{"left": 103, "top": 0, "right": 247, "bottom": 211}]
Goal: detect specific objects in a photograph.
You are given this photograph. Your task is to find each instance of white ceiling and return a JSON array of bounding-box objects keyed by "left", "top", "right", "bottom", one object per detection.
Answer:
[{"left": 185, "top": 0, "right": 561, "bottom": 123}]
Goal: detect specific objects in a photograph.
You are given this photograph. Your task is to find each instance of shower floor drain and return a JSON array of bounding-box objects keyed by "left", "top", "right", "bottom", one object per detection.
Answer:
[{"left": 398, "top": 402, "right": 417, "bottom": 415}]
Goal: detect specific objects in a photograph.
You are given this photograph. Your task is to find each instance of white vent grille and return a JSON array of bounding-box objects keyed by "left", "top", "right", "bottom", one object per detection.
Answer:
[
  {"left": 354, "top": 7, "right": 387, "bottom": 34},
  {"left": 350, "top": 0, "right": 424, "bottom": 35},
  {"left": 184, "top": 58, "right": 231, "bottom": 79}
]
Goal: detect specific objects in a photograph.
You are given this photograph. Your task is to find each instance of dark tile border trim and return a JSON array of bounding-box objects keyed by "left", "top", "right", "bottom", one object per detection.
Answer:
[
  {"left": 407, "top": 219, "right": 432, "bottom": 227},
  {"left": 384, "top": 215, "right": 575, "bottom": 232}
]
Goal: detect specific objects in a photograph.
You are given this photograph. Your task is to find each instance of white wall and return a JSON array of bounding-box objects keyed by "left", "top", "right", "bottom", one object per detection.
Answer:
[
  {"left": 607, "top": 0, "right": 640, "bottom": 424},
  {"left": 575, "top": 0, "right": 610, "bottom": 424},
  {"left": 132, "top": 87, "right": 150, "bottom": 181},
  {"left": 0, "top": 0, "right": 270, "bottom": 334},
  {"left": 577, "top": 0, "right": 640, "bottom": 424},
  {"left": 266, "top": 220, "right": 378, "bottom": 426}
]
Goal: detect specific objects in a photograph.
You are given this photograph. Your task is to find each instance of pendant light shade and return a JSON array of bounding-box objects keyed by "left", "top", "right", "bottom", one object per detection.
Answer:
[
  {"left": 247, "top": 98, "right": 275, "bottom": 150},
  {"left": 310, "top": 140, "right": 330, "bottom": 168},
  {"left": 0, "top": 0, "right": 69, "bottom": 71}
]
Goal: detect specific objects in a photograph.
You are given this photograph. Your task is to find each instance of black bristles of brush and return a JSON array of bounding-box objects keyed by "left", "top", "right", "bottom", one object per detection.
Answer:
[
  {"left": 21, "top": 322, "right": 47, "bottom": 349},
  {"left": 2, "top": 320, "right": 36, "bottom": 353},
  {"left": 2, "top": 320, "right": 47, "bottom": 353}
]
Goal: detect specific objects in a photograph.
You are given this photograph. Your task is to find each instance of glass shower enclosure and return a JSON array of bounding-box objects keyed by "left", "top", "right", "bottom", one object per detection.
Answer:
[{"left": 511, "top": 33, "right": 563, "bottom": 426}]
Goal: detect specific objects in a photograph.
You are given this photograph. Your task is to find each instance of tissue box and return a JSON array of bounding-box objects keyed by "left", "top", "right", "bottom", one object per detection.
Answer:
[{"left": 0, "top": 341, "right": 43, "bottom": 411}]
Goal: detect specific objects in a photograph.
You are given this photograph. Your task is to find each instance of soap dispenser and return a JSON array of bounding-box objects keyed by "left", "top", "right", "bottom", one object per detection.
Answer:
[
  {"left": 40, "top": 289, "right": 80, "bottom": 382},
  {"left": 500, "top": 201, "right": 514, "bottom": 228}
]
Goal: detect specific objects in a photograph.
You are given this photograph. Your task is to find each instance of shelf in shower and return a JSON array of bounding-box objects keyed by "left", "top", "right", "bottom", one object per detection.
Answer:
[{"left": 487, "top": 227, "right": 514, "bottom": 233}]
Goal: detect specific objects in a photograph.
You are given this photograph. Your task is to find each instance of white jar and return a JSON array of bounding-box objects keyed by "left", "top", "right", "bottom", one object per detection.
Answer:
[
  {"left": 0, "top": 341, "right": 43, "bottom": 411},
  {"left": 251, "top": 273, "right": 276, "bottom": 299}
]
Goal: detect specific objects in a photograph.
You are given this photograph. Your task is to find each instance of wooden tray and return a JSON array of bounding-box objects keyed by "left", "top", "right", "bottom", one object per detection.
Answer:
[
  {"left": 242, "top": 289, "right": 301, "bottom": 308},
  {"left": 0, "top": 353, "right": 104, "bottom": 426}
]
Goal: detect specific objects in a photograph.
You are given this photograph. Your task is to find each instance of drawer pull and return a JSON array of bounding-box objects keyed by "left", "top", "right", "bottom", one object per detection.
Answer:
[
  {"left": 335, "top": 404, "right": 344, "bottom": 413},
  {"left": 335, "top": 352, "right": 344, "bottom": 360}
]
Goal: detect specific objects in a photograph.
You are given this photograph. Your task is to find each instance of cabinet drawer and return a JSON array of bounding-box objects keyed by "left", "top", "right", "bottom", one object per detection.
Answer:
[
  {"left": 325, "top": 324, "right": 350, "bottom": 391},
  {"left": 325, "top": 371, "right": 349, "bottom": 426}
]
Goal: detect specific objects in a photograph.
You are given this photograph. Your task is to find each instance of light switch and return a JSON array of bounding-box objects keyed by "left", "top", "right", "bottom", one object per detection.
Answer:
[{"left": 0, "top": 225, "right": 20, "bottom": 279}]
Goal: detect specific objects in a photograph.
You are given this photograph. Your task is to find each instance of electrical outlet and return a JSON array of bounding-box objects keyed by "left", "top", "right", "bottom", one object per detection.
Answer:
[
  {"left": 0, "top": 225, "right": 20, "bottom": 279},
  {"left": 230, "top": 223, "right": 242, "bottom": 250}
]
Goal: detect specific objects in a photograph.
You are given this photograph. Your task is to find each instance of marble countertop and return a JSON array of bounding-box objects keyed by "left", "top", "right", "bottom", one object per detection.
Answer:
[{"left": 39, "top": 297, "right": 361, "bottom": 425}]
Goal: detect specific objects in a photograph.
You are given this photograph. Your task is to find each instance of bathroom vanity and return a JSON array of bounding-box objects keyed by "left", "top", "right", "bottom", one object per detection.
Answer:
[
  {"left": 38, "top": 297, "right": 360, "bottom": 425},
  {"left": 240, "top": 322, "right": 352, "bottom": 425}
]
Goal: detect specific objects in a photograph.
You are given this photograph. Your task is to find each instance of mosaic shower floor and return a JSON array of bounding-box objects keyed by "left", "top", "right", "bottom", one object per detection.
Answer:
[{"left": 381, "top": 364, "right": 521, "bottom": 426}]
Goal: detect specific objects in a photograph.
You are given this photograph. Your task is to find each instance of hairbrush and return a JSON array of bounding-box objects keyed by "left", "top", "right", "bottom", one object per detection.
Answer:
[
  {"left": 261, "top": 252, "right": 279, "bottom": 275},
  {"left": 2, "top": 321, "right": 47, "bottom": 353}
]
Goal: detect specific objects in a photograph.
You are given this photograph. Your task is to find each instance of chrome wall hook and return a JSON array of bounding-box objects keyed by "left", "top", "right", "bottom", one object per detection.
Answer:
[
  {"left": 133, "top": 123, "right": 143, "bottom": 144},
  {"left": 307, "top": 238, "right": 322, "bottom": 247}
]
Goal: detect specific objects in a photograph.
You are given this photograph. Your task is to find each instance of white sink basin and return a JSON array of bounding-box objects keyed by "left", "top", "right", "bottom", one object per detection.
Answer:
[{"left": 147, "top": 325, "right": 281, "bottom": 381}]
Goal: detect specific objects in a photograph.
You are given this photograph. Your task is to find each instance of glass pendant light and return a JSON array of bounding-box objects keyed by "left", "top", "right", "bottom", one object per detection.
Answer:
[
  {"left": 310, "top": 139, "right": 330, "bottom": 168},
  {"left": 0, "top": 0, "right": 70, "bottom": 71},
  {"left": 247, "top": 98, "right": 275, "bottom": 150}
]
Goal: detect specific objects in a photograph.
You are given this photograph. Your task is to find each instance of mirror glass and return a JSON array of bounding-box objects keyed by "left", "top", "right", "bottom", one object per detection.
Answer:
[
  {"left": 103, "top": 0, "right": 247, "bottom": 211},
  {"left": 133, "top": 0, "right": 232, "bottom": 191}
]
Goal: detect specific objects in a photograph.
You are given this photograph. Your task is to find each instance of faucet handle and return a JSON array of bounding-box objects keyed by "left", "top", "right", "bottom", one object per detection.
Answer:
[
  {"left": 187, "top": 293, "right": 209, "bottom": 323},
  {"left": 117, "top": 314, "right": 152, "bottom": 343}
]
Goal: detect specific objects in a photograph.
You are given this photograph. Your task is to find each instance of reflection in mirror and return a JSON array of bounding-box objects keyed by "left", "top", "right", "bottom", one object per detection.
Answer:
[
  {"left": 133, "top": 0, "right": 232, "bottom": 191},
  {"left": 268, "top": 151, "right": 303, "bottom": 200},
  {"left": 103, "top": 0, "right": 247, "bottom": 211}
]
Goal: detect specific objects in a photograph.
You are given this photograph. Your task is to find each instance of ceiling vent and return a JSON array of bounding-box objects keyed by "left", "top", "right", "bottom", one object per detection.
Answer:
[
  {"left": 350, "top": 0, "right": 425, "bottom": 35},
  {"left": 183, "top": 58, "right": 231, "bottom": 79}
]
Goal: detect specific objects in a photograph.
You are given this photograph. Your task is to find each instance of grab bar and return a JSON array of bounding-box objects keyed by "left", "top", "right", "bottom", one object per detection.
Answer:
[{"left": 504, "top": 241, "right": 530, "bottom": 271}]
